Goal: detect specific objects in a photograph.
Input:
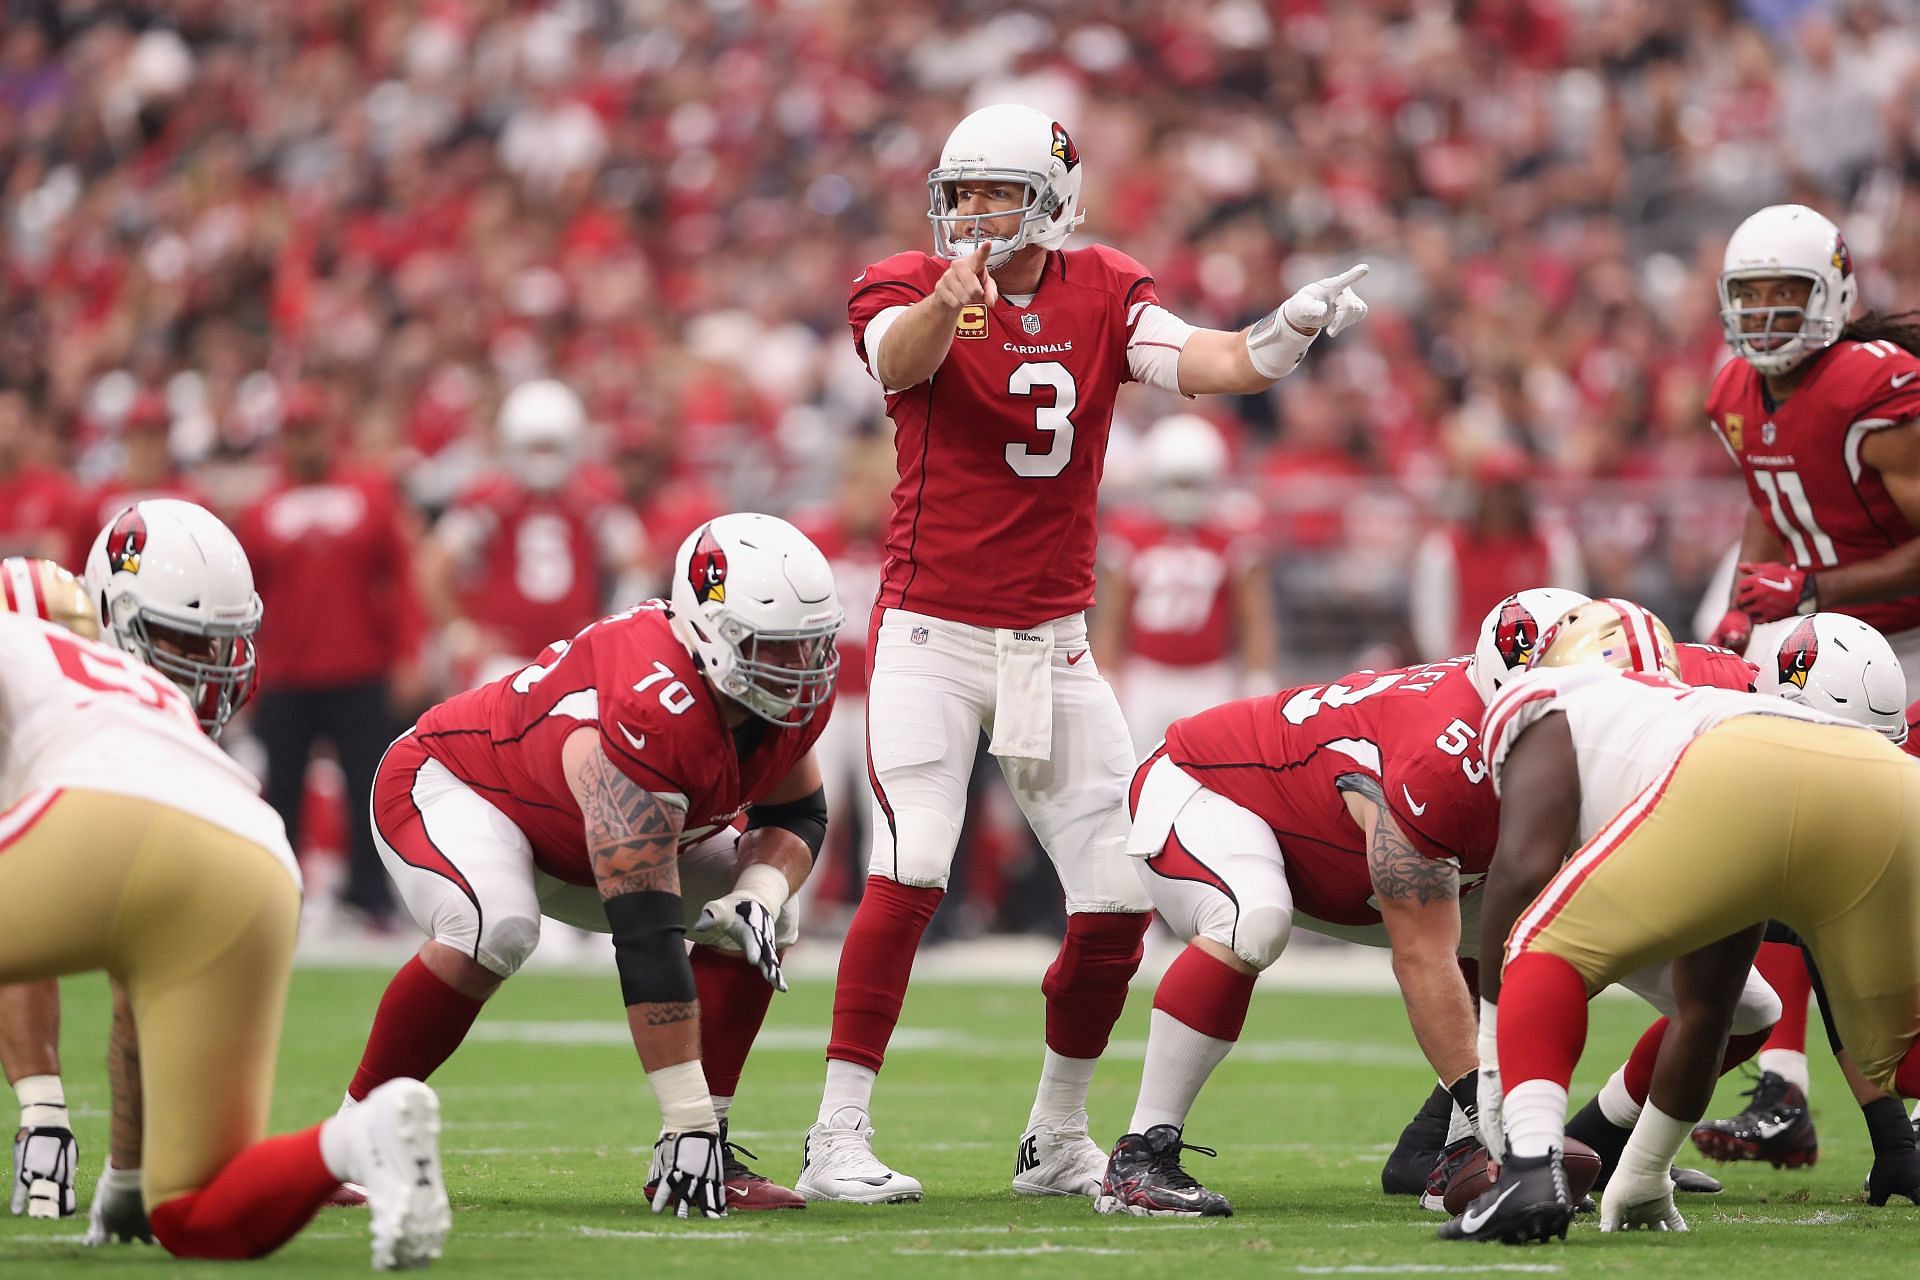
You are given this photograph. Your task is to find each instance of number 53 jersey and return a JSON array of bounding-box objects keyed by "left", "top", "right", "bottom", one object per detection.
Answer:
[
  {"left": 850, "top": 246, "right": 1161, "bottom": 629},
  {"left": 408, "top": 604, "right": 831, "bottom": 886},
  {"left": 1160, "top": 658, "right": 1497, "bottom": 927},
  {"left": 1709, "top": 338, "right": 1920, "bottom": 636}
]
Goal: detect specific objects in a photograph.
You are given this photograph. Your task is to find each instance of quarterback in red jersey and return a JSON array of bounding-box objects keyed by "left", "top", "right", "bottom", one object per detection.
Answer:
[
  {"left": 343, "top": 514, "right": 842, "bottom": 1218},
  {"left": 423, "top": 379, "right": 643, "bottom": 683},
  {"left": 1706, "top": 205, "right": 1920, "bottom": 685},
  {"left": 1096, "top": 414, "right": 1275, "bottom": 753},
  {"left": 803, "top": 101, "right": 1371, "bottom": 1204}
]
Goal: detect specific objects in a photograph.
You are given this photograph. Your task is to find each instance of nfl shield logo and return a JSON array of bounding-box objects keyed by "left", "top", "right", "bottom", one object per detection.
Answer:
[
  {"left": 1021, "top": 313, "right": 1042, "bottom": 336},
  {"left": 911, "top": 626, "right": 929, "bottom": 645},
  {"left": 1762, "top": 421, "right": 1777, "bottom": 446}
]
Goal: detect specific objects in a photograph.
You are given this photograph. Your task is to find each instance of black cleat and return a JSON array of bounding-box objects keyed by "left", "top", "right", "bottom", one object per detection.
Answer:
[
  {"left": 1670, "top": 1165, "right": 1723, "bottom": 1194},
  {"left": 1383, "top": 1084, "right": 1452, "bottom": 1196},
  {"left": 1438, "top": 1149, "right": 1572, "bottom": 1245},
  {"left": 1093, "top": 1125, "right": 1233, "bottom": 1218},
  {"left": 1691, "top": 1071, "right": 1818, "bottom": 1168}
]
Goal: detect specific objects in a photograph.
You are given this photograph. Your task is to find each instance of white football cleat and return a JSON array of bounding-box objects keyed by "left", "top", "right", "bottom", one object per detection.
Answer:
[
  {"left": 1012, "top": 1110, "right": 1107, "bottom": 1197},
  {"left": 340, "top": 1079, "right": 451, "bottom": 1270},
  {"left": 795, "top": 1118, "right": 923, "bottom": 1204}
]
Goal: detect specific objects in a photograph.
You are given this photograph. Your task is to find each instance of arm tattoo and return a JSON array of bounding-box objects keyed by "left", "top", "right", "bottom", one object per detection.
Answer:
[
  {"left": 576, "top": 747, "right": 683, "bottom": 899},
  {"left": 1368, "top": 812, "right": 1459, "bottom": 906},
  {"left": 642, "top": 1001, "right": 697, "bottom": 1027}
]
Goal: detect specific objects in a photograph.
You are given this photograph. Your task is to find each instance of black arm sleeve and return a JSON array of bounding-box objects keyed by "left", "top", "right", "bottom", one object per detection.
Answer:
[
  {"left": 744, "top": 786, "right": 828, "bottom": 861},
  {"left": 604, "top": 890, "right": 696, "bottom": 1007}
]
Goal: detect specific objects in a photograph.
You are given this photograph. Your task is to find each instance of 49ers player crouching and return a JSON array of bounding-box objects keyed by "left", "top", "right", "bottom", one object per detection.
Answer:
[
  {"left": 798, "top": 102, "right": 1370, "bottom": 1204},
  {"left": 342, "top": 514, "right": 841, "bottom": 1215}
]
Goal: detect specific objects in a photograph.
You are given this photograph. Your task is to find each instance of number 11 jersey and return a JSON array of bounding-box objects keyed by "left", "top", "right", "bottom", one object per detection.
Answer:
[{"left": 850, "top": 246, "right": 1161, "bottom": 629}]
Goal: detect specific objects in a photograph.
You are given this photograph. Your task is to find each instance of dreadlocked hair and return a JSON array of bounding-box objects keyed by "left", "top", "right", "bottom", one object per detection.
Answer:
[{"left": 1842, "top": 310, "right": 1920, "bottom": 358}]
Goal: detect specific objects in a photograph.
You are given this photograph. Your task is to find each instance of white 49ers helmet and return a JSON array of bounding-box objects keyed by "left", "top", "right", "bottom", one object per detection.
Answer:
[
  {"left": 1751, "top": 612, "right": 1908, "bottom": 742},
  {"left": 1719, "top": 204, "right": 1859, "bottom": 376},
  {"left": 498, "top": 378, "right": 586, "bottom": 492},
  {"left": 83, "top": 499, "right": 262, "bottom": 737},
  {"left": 1530, "top": 597, "right": 1680, "bottom": 679},
  {"left": 1143, "top": 413, "right": 1227, "bottom": 525},
  {"left": 1467, "top": 587, "right": 1591, "bottom": 703},
  {"left": 928, "top": 103, "right": 1086, "bottom": 270},
  {"left": 0, "top": 557, "right": 99, "bottom": 639},
  {"left": 669, "top": 513, "right": 843, "bottom": 727}
]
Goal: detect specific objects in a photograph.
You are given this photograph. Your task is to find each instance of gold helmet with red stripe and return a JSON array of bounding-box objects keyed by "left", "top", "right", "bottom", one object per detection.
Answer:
[
  {"left": 0, "top": 557, "right": 100, "bottom": 639},
  {"left": 1529, "top": 597, "right": 1679, "bottom": 680}
]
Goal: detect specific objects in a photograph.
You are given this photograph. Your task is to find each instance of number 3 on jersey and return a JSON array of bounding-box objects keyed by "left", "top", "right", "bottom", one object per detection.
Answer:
[{"left": 1005, "top": 361, "right": 1077, "bottom": 478}]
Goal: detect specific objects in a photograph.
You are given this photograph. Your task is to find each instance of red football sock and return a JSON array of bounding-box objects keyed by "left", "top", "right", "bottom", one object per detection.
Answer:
[
  {"left": 347, "top": 954, "right": 486, "bottom": 1101},
  {"left": 1152, "top": 945, "right": 1257, "bottom": 1041},
  {"left": 1497, "top": 952, "right": 1590, "bottom": 1090},
  {"left": 1042, "top": 911, "right": 1150, "bottom": 1058},
  {"left": 1756, "top": 941, "right": 1811, "bottom": 1055},
  {"left": 1897, "top": 1039, "right": 1920, "bottom": 1099},
  {"left": 1720, "top": 1028, "right": 1770, "bottom": 1075},
  {"left": 1622, "top": 1017, "right": 1670, "bottom": 1104},
  {"left": 148, "top": 1126, "right": 339, "bottom": 1260},
  {"left": 692, "top": 945, "right": 773, "bottom": 1098},
  {"left": 826, "top": 877, "right": 941, "bottom": 1071}
]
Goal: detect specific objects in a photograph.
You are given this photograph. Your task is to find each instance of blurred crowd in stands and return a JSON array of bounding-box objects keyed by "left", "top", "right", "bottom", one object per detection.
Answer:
[{"left": 4, "top": 0, "right": 1920, "bottom": 934}]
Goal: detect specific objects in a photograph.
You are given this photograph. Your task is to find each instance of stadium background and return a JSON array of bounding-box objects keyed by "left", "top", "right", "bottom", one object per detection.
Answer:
[{"left": 3, "top": 0, "right": 1919, "bottom": 945}]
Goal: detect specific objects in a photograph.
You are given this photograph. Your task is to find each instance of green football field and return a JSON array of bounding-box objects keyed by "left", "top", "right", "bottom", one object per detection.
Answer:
[{"left": 3, "top": 966, "right": 1915, "bottom": 1278}]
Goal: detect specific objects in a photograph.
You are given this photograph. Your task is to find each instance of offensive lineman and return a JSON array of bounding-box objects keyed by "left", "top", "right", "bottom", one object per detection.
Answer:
[
  {"left": 800, "top": 100, "right": 1369, "bottom": 1204},
  {"left": 0, "top": 506, "right": 451, "bottom": 1268},
  {"left": 342, "top": 514, "right": 841, "bottom": 1216}
]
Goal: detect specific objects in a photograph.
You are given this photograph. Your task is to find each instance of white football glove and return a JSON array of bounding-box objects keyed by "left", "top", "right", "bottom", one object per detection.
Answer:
[
  {"left": 649, "top": 1130, "right": 727, "bottom": 1219},
  {"left": 694, "top": 895, "right": 786, "bottom": 992},
  {"left": 83, "top": 1160, "right": 152, "bottom": 1245},
  {"left": 1600, "top": 1167, "right": 1687, "bottom": 1233},
  {"left": 1280, "top": 263, "right": 1370, "bottom": 337},
  {"left": 11, "top": 1123, "right": 77, "bottom": 1218}
]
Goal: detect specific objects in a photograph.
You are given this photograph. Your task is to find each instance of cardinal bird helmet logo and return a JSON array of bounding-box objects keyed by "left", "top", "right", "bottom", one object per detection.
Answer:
[
  {"left": 106, "top": 507, "right": 148, "bottom": 575},
  {"left": 1779, "top": 615, "right": 1819, "bottom": 690},
  {"left": 1492, "top": 596, "right": 1541, "bottom": 671},
  {"left": 688, "top": 524, "right": 728, "bottom": 605}
]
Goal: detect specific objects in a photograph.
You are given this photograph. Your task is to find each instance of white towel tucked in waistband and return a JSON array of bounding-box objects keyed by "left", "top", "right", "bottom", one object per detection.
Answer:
[{"left": 988, "top": 624, "right": 1054, "bottom": 761}]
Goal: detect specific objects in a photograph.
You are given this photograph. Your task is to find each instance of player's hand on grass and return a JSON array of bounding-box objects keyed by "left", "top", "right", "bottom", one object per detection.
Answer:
[
  {"left": 1600, "top": 1168, "right": 1687, "bottom": 1232},
  {"left": 11, "top": 1122, "right": 77, "bottom": 1218},
  {"left": 650, "top": 1131, "right": 728, "bottom": 1219},
  {"left": 694, "top": 895, "right": 787, "bottom": 992},
  {"left": 932, "top": 240, "right": 997, "bottom": 312},
  {"left": 83, "top": 1160, "right": 152, "bottom": 1245}
]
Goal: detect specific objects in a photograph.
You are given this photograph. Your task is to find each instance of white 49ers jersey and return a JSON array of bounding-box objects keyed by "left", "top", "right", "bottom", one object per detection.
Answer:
[
  {"left": 0, "top": 614, "right": 297, "bottom": 885},
  {"left": 1482, "top": 664, "right": 1844, "bottom": 844}
]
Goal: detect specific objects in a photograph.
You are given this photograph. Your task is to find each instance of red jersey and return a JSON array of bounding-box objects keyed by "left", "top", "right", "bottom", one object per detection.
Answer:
[
  {"left": 1675, "top": 642, "right": 1758, "bottom": 692},
  {"left": 850, "top": 246, "right": 1159, "bottom": 628},
  {"left": 412, "top": 604, "right": 831, "bottom": 885},
  {"left": 235, "top": 465, "right": 425, "bottom": 689},
  {"left": 1709, "top": 340, "right": 1920, "bottom": 635},
  {"left": 1163, "top": 659, "right": 1496, "bottom": 926},
  {"left": 439, "top": 472, "right": 619, "bottom": 661},
  {"left": 791, "top": 509, "right": 884, "bottom": 697},
  {"left": 1905, "top": 699, "right": 1920, "bottom": 757},
  {"left": 1103, "top": 501, "right": 1261, "bottom": 666},
  {"left": 0, "top": 465, "right": 80, "bottom": 565}
]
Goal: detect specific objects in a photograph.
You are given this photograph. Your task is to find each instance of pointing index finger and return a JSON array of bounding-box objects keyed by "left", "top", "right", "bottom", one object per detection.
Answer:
[{"left": 1324, "top": 263, "right": 1369, "bottom": 291}]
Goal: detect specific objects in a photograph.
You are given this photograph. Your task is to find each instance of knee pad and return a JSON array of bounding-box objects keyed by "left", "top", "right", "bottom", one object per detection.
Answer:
[
  {"left": 1232, "top": 905, "right": 1293, "bottom": 971},
  {"left": 471, "top": 912, "right": 541, "bottom": 979},
  {"left": 871, "top": 804, "right": 961, "bottom": 889},
  {"left": 1730, "top": 980, "right": 1784, "bottom": 1037}
]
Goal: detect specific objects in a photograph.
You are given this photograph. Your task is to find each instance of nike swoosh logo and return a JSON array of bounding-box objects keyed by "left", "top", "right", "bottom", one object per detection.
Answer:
[
  {"left": 1067, "top": 650, "right": 1089, "bottom": 665},
  {"left": 1754, "top": 1117, "right": 1793, "bottom": 1139},
  {"left": 617, "top": 723, "right": 646, "bottom": 752},
  {"left": 1894, "top": 372, "right": 1916, "bottom": 389},
  {"left": 850, "top": 1176, "right": 894, "bottom": 1186},
  {"left": 1459, "top": 1180, "right": 1520, "bottom": 1234},
  {"left": 1402, "top": 786, "right": 1427, "bottom": 816},
  {"left": 854, "top": 270, "right": 867, "bottom": 283},
  {"left": 1753, "top": 576, "right": 1795, "bottom": 593}
]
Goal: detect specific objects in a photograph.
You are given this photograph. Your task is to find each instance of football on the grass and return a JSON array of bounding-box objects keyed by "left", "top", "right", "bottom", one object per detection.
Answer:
[{"left": 1441, "top": 1138, "right": 1602, "bottom": 1216}]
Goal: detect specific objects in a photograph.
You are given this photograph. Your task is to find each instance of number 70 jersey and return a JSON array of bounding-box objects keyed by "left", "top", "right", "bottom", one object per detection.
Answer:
[
  {"left": 1161, "top": 658, "right": 1496, "bottom": 926},
  {"left": 850, "top": 246, "right": 1161, "bottom": 629}
]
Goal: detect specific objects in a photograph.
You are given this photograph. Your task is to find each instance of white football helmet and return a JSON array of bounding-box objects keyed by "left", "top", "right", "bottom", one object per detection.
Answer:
[
  {"left": 1467, "top": 587, "right": 1591, "bottom": 704},
  {"left": 927, "top": 103, "right": 1085, "bottom": 269},
  {"left": 668, "top": 513, "right": 843, "bottom": 727},
  {"left": 1143, "top": 413, "right": 1227, "bottom": 525},
  {"left": 498, "top": 378, "right": 586, "bottom": 492},
  {"left": 0, "top": 557, "right": 99, "bottom": 640},
  {"left": 83, "top": 499, "right": 262, "bottom": 738},
  {"left": 1751, "top": 612, "right": 1908, "bottom": 742},
  {"left": 1718, "top": 204, "right": 1858, "bottom": 376}
]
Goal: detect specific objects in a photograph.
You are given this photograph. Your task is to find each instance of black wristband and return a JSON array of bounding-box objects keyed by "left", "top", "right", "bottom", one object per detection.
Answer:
[
  {"left": 1448, "top": 1069, "right": 1481, "bottom": 1124},
  {"left": 603, "top": 890, "right": 695, "bottom": 1007}
]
